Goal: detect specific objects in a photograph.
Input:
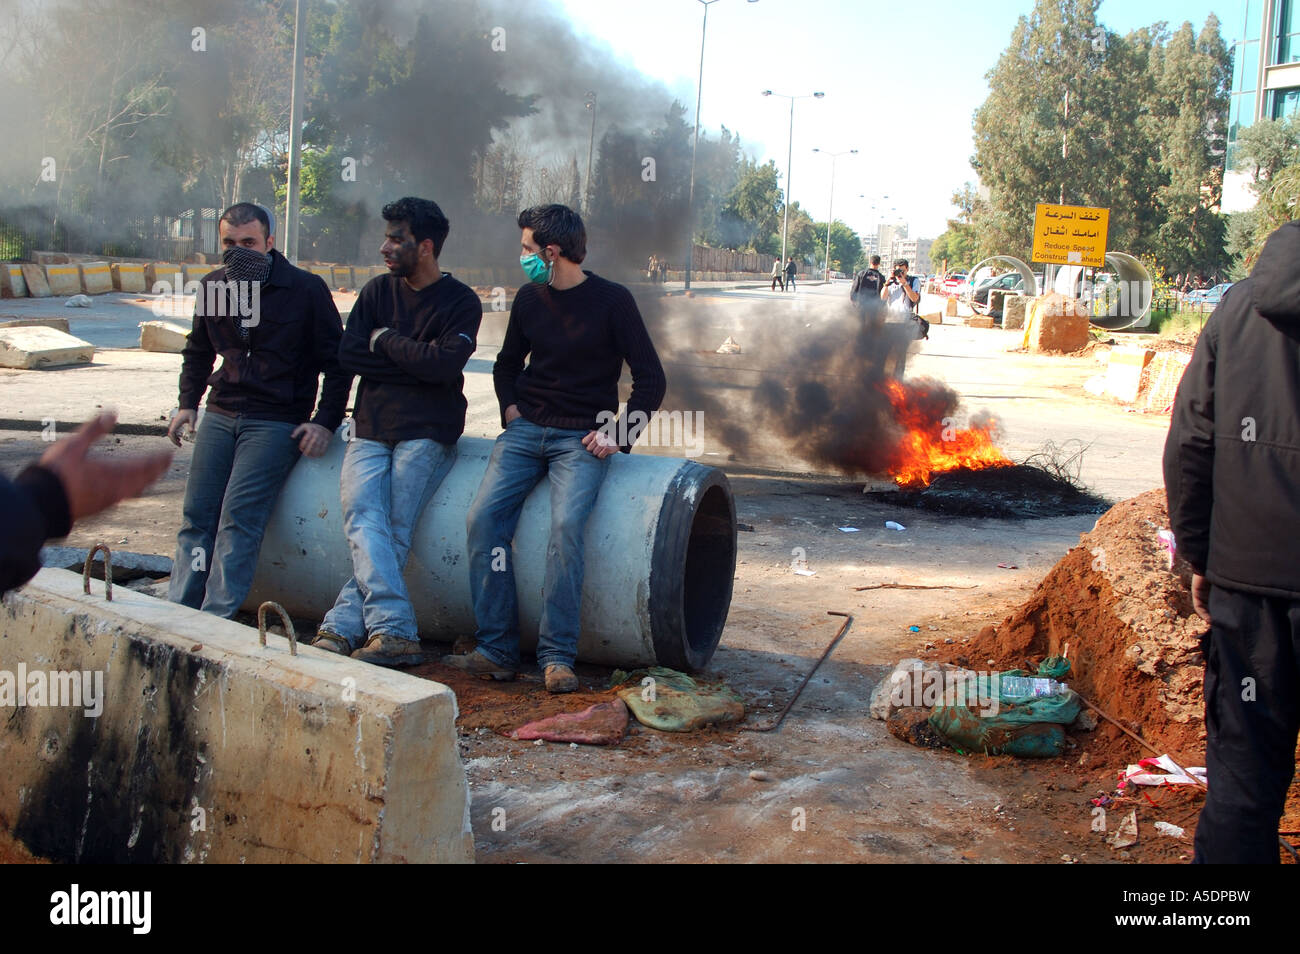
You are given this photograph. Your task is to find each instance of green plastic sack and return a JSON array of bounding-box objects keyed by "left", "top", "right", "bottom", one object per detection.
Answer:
[
  {"left": 927, "top": 670, "right": 1081, "bottom": 758},
  {"left": 612, "top": 666, "right": 745, "bottom": 732}
]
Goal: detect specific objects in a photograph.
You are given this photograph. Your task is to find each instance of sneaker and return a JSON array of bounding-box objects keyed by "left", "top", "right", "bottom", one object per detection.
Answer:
[
  {"left": 352, "top": 634, "right": 427, "bottom": 668},
  {"left": 543, "top": 664, "right": 579, "bottom": 694},
  {"left": 311, "top": 631, "right": 352, "bottom": 656},
  {"left": 440, "top": 649, "right": 516, "bottom": 682}
]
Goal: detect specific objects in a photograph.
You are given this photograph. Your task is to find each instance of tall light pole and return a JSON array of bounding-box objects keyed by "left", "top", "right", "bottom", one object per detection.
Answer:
[
  {"left": 761, "top": 89, "right": 824, "bottom": 272},
  {"left": 812, "top": 147, "right": 856, "bottom": 280},
  {"left": 584, "top": 91, "right": 597, "bottom": 214},
  {"left": 284, "top": 0, "right": 306, "bottom": 263},
  {"left": 685, "top": 0, "right": 760, "bottom": 292}
]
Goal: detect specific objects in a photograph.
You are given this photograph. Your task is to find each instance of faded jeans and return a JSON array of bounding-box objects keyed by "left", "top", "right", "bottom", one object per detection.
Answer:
[
  {"left": 169, "top": 412, "right": 300, "bottom": 618},
  {"left": 465, "top": 417, "right": 609, "bottom": 670},
  {"left": 321, "top": 437, "right": 457, "bottom": 646}
]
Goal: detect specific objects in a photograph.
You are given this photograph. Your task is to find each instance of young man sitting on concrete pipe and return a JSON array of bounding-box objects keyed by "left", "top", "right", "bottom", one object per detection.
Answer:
[
  {"left": 167, "top": 203, "right": 350, "bottom": 618},
  {"left": 445, "top": 204, "right": 666, "bottom": 693},
  {"left": 311, "top": 197, "right": 482, "bottom": 667}
]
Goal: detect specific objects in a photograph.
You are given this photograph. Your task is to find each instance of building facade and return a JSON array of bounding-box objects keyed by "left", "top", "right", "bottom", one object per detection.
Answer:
[{"left": 1224, "top": 0, "right": 1300, "bottom": 210}]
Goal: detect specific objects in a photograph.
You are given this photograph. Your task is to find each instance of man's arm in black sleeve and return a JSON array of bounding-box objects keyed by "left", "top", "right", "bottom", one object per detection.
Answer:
[
  {"left": 492, "top": 290, "right": 531, "bottom": 428},
  {"left": 177, "top": 298, "right": 216, "bottom": 411},
  {"left": 308, "top": 278, "right": 352, "bottom": 432},
  {"left": 373, "top": 288, "right": 482, "bottom": 384},
  {"left": 1163, "top": 317, "right": 1218, "bottom": 573},
  {"left": 0, "top": 466, "right": 72, "bottom": 596},
  {"left": 337, "top": 284, "right": 411, "bottom": 384},
  {"left": 610, "top": 287, "right": 667, "bottom": 452}
]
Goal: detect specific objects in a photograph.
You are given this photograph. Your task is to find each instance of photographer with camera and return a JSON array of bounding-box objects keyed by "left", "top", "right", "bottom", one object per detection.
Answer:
[{"left": 884, "top": 258, "right": 927, "bottom": 339}]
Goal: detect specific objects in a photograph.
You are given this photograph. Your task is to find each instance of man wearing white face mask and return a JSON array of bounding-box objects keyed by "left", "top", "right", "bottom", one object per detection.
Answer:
[
  {"left": 446, "top": 204, "right": 665, "bottom": 693},
  {"left": 167, "top": 202, "right": 350, "bottom": 618}
]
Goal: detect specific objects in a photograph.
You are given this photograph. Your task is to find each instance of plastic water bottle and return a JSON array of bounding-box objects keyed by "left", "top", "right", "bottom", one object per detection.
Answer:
[{"left": 999, "top": 676, "right": 1063, "bottom": 698}]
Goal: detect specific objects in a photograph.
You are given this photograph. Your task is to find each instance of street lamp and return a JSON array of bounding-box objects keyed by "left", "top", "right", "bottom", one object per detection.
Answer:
[
  {"left": 812, "top": 147, "right": 857, "bottom": 280},
  {"left": 685, "top": 0, "right": 760, "bottom": 292},
  {"left": 761, "top": 89, "right": 825, "bottom": 274},
  {"left": 584, "top": 91, "right": 597, "bottom": 214}
]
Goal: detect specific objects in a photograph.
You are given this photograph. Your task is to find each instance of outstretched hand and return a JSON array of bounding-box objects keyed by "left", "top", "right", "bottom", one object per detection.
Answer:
[{"left": 40, "top": 412, "right": 173, "bottom": 523}]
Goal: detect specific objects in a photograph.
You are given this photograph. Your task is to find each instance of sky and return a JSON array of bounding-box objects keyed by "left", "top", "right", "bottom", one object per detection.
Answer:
[{"left": 554, "top": 0, "right": 1248, "bottom": 242}]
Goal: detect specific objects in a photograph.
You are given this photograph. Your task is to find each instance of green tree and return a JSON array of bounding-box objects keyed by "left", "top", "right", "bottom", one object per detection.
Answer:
[
  {"left": 969, "top": 1, "right": 1230, "bottom": 275},
  {"left": 1145, "top": 18, "right": 1231, "bottom": 277},
  {"left": 812, "top": 220, "right": 861, "bottom": 274},
  {"left": 718, "top": 158, "right": 783, "bottom": 252}
]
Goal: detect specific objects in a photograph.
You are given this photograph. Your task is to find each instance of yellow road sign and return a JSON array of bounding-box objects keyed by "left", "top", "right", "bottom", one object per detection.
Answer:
[{"left": 1031, "top": 203, "right": 1109, "bottom": 268}]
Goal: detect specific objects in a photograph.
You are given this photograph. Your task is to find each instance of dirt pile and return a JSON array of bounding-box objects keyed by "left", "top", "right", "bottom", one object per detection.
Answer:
[{"left": 948, "top": 489, "right": 1208, "bottom": 761}]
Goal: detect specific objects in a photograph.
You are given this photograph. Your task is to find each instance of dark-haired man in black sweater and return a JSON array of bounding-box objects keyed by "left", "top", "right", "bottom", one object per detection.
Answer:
[
  {"left": 447, "top": 204, "right": 666, "bottom": 693},
  {"left": 312, "top": 197, "right": 482, "bottom": 667}
]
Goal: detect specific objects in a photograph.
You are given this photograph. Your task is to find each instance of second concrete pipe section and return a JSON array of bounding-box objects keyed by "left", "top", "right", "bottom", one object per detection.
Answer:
[{"left": 244, "top": 435, "right": 737, "bottom": 670}]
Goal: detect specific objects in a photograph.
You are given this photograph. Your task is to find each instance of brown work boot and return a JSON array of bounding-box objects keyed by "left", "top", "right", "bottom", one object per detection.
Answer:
[
  {"left": 311, "top": 630, "right": 352, "bottom": 656},
  {"left": 544, "top": 664, "right": 579, "bottom": 694},
  {"left": 441, "top": 649, "right": 516, "bottom": 682},
  {"left": 351, "top": 634, "right": 427, "bottom": 667}
]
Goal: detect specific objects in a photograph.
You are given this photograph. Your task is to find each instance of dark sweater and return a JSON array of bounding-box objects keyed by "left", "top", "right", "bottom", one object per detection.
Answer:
[
  {"left": 338, "top": 272, "right": 482, "bottom": 443},
  {"left": 494, "top": 273, "right": 666, "bottom": 450}
]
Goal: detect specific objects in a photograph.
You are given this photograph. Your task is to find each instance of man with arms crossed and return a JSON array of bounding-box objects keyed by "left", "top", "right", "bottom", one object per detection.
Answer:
[
  {"left": 312, "top": 197, "right": 482, "bottom": 666},
  {"left": 446, "top": 204, "right": 666, "bottom": 693},
  {"left": 168, "top": 203, "right": 349, "bottom": 617}
]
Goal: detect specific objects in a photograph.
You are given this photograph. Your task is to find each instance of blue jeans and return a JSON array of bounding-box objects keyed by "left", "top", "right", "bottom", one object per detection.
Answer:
[
  {"left": 321, "top": 437, "right": 457, "bottom": 647},
  {"left": 169, "top": 412, "right": 301, "bottom": 618},
  {"left": 466, "top": 418, "right": 609, "bottom": 670}
]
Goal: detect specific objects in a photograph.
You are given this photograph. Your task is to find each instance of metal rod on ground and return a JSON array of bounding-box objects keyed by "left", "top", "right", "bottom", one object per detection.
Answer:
[
  {"left": 1078, "top": 694, "right": 1204, "bottom": 788},
  {"left": 854, "top": 583, "right": 976, "bottom": 591},
  {"left": 743, "top": 611, "right": 853, "bottom": 732}
]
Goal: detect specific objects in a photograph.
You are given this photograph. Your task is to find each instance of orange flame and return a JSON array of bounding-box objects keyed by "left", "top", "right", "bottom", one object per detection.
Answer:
[{"left": 881, "top": 379, "right": 1012, "bottom": 488}]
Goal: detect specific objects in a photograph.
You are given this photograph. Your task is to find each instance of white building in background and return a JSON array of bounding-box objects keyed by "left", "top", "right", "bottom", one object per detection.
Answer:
[
  {"left": 876, "top": 221, "right": 906, "bottom": 260},
  {"left": 889, "top": 237, "right": 933, "bottom": 276}
]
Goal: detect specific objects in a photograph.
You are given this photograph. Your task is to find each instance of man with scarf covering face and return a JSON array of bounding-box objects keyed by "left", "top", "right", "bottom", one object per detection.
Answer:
[{"left": 167, "top": 202, "right": 350, "bottom": 617}]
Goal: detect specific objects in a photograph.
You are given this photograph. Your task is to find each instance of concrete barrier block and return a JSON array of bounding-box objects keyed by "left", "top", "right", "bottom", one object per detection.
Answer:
[
  {"left": 967, "top": 315, "right": 995, "bottom": 329},
  {"left": 1, "top": 263, "right": 28, "bottom": 298},
  {"left": 139, "top": 320, "right": 190, "bottom": 353},
  {"left": 0, "top": 326, "right": 94, "bottom": 368},
  {"left": 307, "top": 264, "right": 334, "bottom": 283},
  {"left": 111, "top": 263, "right": 147, "bottom": 293},
  {"left": 19, "top": 265, "right": 51, "bottom": 298},
  {"left": 944, "top": 298, "right": 958, "bottom": 317},
  {"left": 183, "top": 263, "right": 213, "bottom": 284},
  {"left": 44, "top": 264, "right": 82, "bottom": 296},
  {"left": 78, "top": 262, "right": 113, "bottom": 295},
  {"left": 1103, "top": 346, "right": 1154, "bottom": 403},
  {"left": 331, "top": 266, "right": 354, "bottom": 289},
  {"left": 0, "top": 569, "right": 475, "bottom": 864},
  {"left": 0, "top": 316, "right": 71, "bottom": 334},
  {"left": 1003, "top": 295, "right": 1028, "bottom": 330},
  {"left": 145, "top": 264, "right": 184, "bottom": 292}
]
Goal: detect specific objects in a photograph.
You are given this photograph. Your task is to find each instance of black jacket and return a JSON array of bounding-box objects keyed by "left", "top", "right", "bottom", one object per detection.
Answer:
[
  {"left": 338, "top": 272, "right": 482, "bottom": 443},
  {"left": 1164, "top": 221, "right": 1300, "bottom": 598},
  {"left": 178, "top": 249, "right": 351, "bottom": 431},
  {"left": 1, "top": 466, "right": 70, "bottom": 596}
]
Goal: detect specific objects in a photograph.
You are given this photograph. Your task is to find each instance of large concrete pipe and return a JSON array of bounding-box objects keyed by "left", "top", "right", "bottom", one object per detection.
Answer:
[
  {"left": 244, "top": 435, "right": 737, "bottom": 670},
  {"left": 966, "top": 255, "right": 1038, "bottom": 297},
  {"left": 1052, "top": 253, "right": 1154, "bottom": 330}
]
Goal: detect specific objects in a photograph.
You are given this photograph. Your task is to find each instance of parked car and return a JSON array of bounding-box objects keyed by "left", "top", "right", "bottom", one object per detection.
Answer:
[
  {"left": 1186, "top": 282, "right": 1234, "bottom": 308},
  {"left": 941, "top": 272, "right": 968, "bottom": 295}
]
